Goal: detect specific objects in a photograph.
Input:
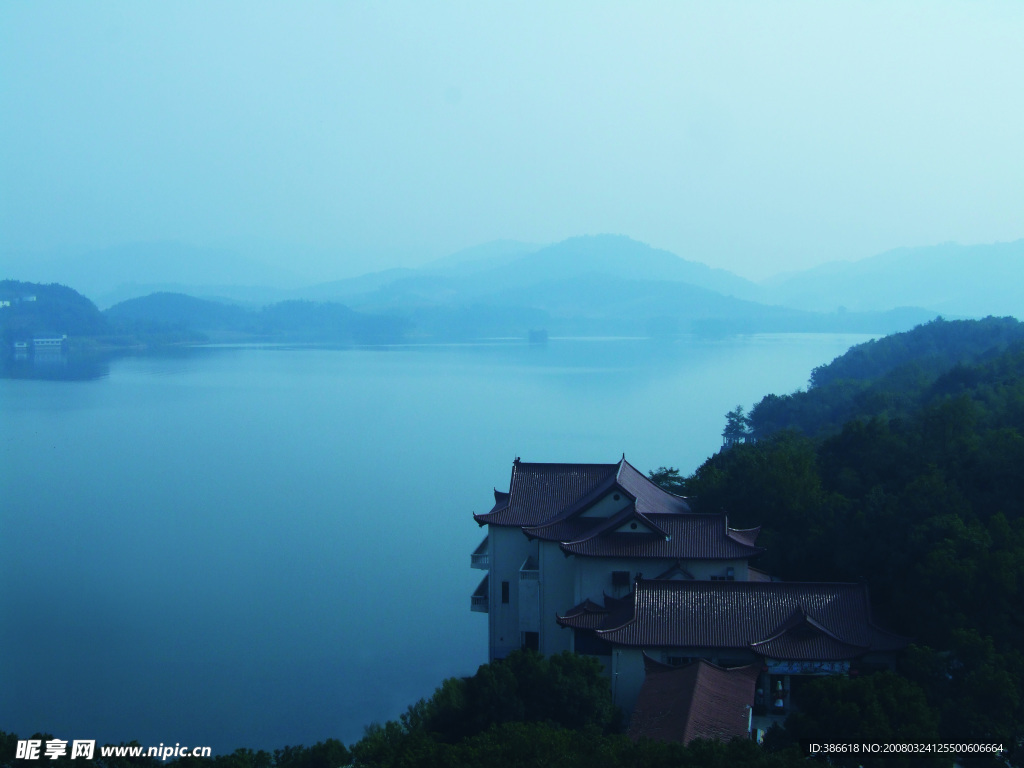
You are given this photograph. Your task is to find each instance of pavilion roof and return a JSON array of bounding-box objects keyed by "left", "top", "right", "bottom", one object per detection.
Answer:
[
  {"left": 628, "top": 657, "right": 759, "bottom": 745},
  {"left": 590, "top": 579, "right": 908, "bottom": 659},
  {"left": 474, "top": 457, "right": 692, "bottom": 529},
  {"left": 556, "top": 593, "right": 633, "bottom": 631},
  {"left": 473, "top": 460, "right": 619, "bottom": 528},
  {"left": 557, "top": 512, "right": 763, "bottom": 560}
]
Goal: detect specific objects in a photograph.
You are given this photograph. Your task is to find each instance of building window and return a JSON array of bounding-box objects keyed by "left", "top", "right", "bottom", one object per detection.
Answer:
[
  {"left": 501, "top": 581, "right": 510, "bottom": 603},
  {"left": 522, "top": 631, "right": 539, "bottom": 651},
  {"left": 612, "top": 570, "right": 630, "bottom": 587}
]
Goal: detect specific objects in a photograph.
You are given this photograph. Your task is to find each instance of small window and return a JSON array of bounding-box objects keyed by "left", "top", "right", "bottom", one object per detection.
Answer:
[
  {"left": 522, "top": 631, "right": 539, "bottom": 651},
  {"left": 612, "top": 570, "right": 630, "bottom": 587},
  {"left": 613, "top": 493, "right": 621, "bottom": 501},
  {"left": 501, "top": 581, "right": 510, "bottom": 603}
]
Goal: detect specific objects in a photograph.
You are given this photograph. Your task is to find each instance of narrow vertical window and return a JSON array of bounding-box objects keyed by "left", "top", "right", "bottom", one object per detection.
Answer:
[{"left": 501, "top": 581, "right": 510, "bottom": 603}]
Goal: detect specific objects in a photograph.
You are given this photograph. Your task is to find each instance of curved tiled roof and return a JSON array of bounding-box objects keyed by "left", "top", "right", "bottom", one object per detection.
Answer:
[
  {"left": 556, "top": 598, "right": 612, "bottom": 630},
  {"left": 596, "top": 579, "right": 908, "bottom": 658},
  {"left": 559, "top": 513, "right": 764, "bottom": 560},
  {"left": 616, "top": 460, "right": 692, "bottom": 516},
  {"left": 629, "top": 658, "right": 760, "bottom": 745},
  {"left": 479, "top": 457, "right": 692, "bottom": 531},
  {"left": 727, "top": 526, "right": 761, "bottom": 547},
  {"left": 557, "top": 593, "right": 633, "bottom": 631},
  {"left": 749, "top": 608, "right": 871, "bottom": 661},
  {"left": 473, "top": 460, "right": 619, "bottom": 527}
]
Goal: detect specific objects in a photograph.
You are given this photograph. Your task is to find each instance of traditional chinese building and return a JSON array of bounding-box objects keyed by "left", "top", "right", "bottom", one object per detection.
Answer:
[{"left": 471, "top": 456, "right": 908, "bottom": 740}]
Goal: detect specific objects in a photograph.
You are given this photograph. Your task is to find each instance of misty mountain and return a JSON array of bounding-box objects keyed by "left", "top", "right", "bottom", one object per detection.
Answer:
[
  {"left": 8, "top": 233, "right": 1010, "bottom": 341},
  {"left": 105, "top": 292, "right": 251, "bottom": 331},
  {"left": 422, "top": 239, "right": 543, "bottom": 273},
  {"left": 497, "top": 235, "right": 762, "bottom": 300},
  {"left": 300, "top": 235, "right": 930, "bottom": 337},
  {"left": 104, "top": 292, "right": 410, "bottom": 344},
  {"left": 763, "top": 239, "right": 1024, "bottom": 317},
  {"left": 310, "top": 235, "right": 763, "bottom": 307},
  {"left": 0, "top": 241, "right": 307, "bottom": 307},
  {"left": 1, "top": 280, "right": 108, "bottom": 341}
]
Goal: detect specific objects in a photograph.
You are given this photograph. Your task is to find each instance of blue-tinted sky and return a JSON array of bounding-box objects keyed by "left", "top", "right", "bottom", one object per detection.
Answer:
[{"left": 1, "top": 1, "right": 1022, "bottom": 280}]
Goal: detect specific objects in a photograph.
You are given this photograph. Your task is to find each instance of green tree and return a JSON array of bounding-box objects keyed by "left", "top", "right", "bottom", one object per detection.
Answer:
[
  {"left": 783, "top": 672, "right": 944, "bottom": 768},
  {"left": 722, "top": 405, "right": 751, "bottom": 445}
]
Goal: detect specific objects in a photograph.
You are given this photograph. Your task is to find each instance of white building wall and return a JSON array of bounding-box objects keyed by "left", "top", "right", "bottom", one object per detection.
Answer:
[
  {"left": 487, "top": 525, "right": 535, "bottom": 661},
  {"left": 575, "top": 556, "right": 673, "bottom": 602},
  {"left": 538, "top": 540, "right": 575, "bottom": 655},
  {"left": 518, "top": 575, "right": 540, "bottom": 634},
  {"left": 578, "top": 492, "right": 632, "bottom": 518}
]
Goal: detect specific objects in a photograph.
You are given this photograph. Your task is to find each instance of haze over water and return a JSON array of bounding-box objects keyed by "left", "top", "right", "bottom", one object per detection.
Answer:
[{"left": 0, "top": 335, "right": 867, "bottom": 750}]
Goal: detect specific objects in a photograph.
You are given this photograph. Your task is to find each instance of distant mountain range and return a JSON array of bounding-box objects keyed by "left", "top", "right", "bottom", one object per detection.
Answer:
[
  {"left": 762, "top": 239, "right": 1024, "bottom": 318},
  {"left": 3, "top": 234, "right": 1020, "bottom": 341}
]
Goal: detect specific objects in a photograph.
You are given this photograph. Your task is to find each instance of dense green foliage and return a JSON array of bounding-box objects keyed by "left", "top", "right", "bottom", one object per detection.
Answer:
[
  {"left": 775, "top": 672, "right": 943, "bottom": 768},
  {"left": 748, "top": 317, "right": 1024, "bottom": 438},
  {"left": 661, "top": 318, "right": 1024, "bottom": 761},
  {"left": 0, "top": 280, "right": 108, "bottom": 343},
  {"left": 0, "top": 733, "right": 350, "bottom": 768},
  {"left": 343, "top": 651, "right": 808, "bottom": 768},
  {"left": 2, "top": 653, "right": 809, "bottom": 767}
]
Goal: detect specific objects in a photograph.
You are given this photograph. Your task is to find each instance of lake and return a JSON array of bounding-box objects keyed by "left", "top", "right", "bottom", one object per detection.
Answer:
[{"left": 0, "top": 334, "right": 870, "bottom": 751}]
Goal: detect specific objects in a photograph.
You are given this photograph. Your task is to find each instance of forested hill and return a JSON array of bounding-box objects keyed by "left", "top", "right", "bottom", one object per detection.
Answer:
[
  {"left": 1, "top": 281, "right": 412, "bottom": 349},
  {"left": 0, "top": 280, "right": 107, "bottom": 342},
  {"left": 106, "top": 292, "right": 411, "bottom": 343},
  {"left": 670, "top": 317, "right": 1024, "bottom": 756},
  {"left": 747, "top": 316, "right": 1024, "bottom": 438}
]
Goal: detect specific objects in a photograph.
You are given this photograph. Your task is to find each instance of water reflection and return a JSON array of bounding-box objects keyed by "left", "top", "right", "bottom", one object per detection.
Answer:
[{"left": 1, "top": 352, "right": 110, "bottom": 381}]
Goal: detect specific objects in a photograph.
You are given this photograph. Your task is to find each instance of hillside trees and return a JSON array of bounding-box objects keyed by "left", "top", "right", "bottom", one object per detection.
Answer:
[{"left": 669, "top": 320, "right": 1024, "bottom": 756}]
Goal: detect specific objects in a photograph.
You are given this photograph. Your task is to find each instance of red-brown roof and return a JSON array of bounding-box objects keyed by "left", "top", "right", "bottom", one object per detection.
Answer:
[
  {"left": 628, "top": 657, "right": 759, "bottom": 745},
  {"left": 748, "top": 608, "right": 871, "bottom": 661},
  {"left": 558, "top": 512, "right": 763, "bottom": 560},
  {"left": 475, "top": 457, "right": 692, "bottom": 529},
  {"left": 595, "top": 579, "right": 908, "bottom": 658},
  {"left": 473, "top": 460, "right": 619, "bottom": 527},
  {"left": 556, "top": 593, "right": 632, "bottom": 631}
]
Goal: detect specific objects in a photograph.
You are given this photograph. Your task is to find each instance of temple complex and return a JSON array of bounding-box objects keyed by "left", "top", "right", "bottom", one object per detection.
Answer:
[{"left": 471, "top": 456, "right": 907, "bottom": 742}]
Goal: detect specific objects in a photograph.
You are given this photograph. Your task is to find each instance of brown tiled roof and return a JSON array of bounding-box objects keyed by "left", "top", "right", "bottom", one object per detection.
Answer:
[
  {"left": 522, "top": 515, "right": 603, "bottom": 543},
  {"left": 473, "top": 460, "right": 619, "bottom": 527},
  {"left": 616, "top": 460, "right": 693, "bottom": 517},
  {"left": 629, "top": 657, "right": 759, "bottom": 744},
  {"left": 556, "top": 593, "right": 633, "bottom": 631},
  {"left": 556, "top": 598, "right": 611, "bottom": 630},
  {"left": 749, "top": 608, "right": 870, "bottom": 661},
  {"left": 504, "top": 458, "right": 691, "bottom": 536},
  {"left": 597, "top": 580, "right": 908, "bottom": 658},
  {"left": 727, "top": 526, "right": 761, "bottom": 547},
  {"left": 558, "top": 513, "right": 764, "bottom": 560}
]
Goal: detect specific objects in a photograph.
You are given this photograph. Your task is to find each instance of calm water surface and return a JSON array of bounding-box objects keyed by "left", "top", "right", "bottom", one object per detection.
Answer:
[{"left": 0, "top": 335, "right": 869, "bottom": 750}]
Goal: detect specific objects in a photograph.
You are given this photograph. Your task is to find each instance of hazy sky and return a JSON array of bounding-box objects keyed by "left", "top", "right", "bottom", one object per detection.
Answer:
[{"left": 1, "top": 1, "right": 1022, "bottom": 281}]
